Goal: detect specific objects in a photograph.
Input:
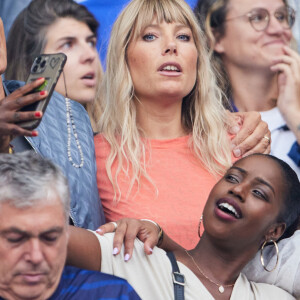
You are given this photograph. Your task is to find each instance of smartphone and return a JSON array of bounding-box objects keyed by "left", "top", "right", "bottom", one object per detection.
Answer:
[{"left": 17, "top": 53, "right": 67, "bottom": 130}]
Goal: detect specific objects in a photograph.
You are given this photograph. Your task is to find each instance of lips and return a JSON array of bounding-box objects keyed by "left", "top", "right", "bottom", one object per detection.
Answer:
[
  {"left": 20, "top": 273, "right": 46, "bottom": 283},
  {"left": 216, "top": 198, "right": 243, "bottom": 220},
  {"left": 263, "top": 39, "right": 287, "bottom": 47},
  {"left": 158, "top": 62, "right": 182, "bottom": 73},
  {"left": 81, "top": 72, "right": 96, "bottom": 87}
]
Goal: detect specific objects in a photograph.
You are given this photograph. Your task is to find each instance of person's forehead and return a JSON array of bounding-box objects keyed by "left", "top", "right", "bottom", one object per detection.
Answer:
[
  {"left": 227, "top": 0, "right": 286, "bottom": 14},
  {"left": 46, "top": 17, "right": 93, "bottom": 40},
  {"left": 0, "top": 200, "right": 66, "bottom": 233}
]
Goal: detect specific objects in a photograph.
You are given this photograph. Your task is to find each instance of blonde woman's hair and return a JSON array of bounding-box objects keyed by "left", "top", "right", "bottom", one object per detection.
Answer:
[{"left": 97, "top": 0, "right": 232, "bottom": 200}]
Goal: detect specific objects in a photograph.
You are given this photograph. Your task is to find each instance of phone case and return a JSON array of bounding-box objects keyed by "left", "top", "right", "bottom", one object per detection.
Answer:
[{"left": 17, "top": 53, "right": 67, "bottom": 130}]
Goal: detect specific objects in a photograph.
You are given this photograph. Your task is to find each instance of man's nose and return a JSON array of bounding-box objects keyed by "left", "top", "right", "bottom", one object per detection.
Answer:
[{"left": 24, "top": 239, "right": 44, "bottom": 265}]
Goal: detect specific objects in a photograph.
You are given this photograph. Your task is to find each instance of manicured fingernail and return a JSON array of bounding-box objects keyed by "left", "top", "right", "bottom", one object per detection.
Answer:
[
  {"left": 230, "top": 126, "right": 240, "bottom": 134},
  {"left": 124, "top": 253, "right": 130, "bottom": 261},
  {"left": 112, "top": 247, "right": 118, "bottom": 255},
  {"left": 34, "top": 111, "right": 42, "bottom": 117},
  {"left": 37, "top": 77, "right": 44, "bottom": 81},
  {"left": 32, "top": 131, "right": 38, "bottom": 137},
  {"left": 40, "top": 91, "right": 46, "bottom": 95},
  {"left": 149, "top": 248, "right": 153, "bottom": 253},
  {"left": 96, "top": 228, "right": 102, "bottom": 233},
  {"left": 233, "top": 148, "right": 241, "bottom": 157}
]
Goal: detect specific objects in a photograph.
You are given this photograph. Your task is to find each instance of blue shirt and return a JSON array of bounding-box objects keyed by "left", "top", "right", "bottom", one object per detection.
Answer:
[
  {"left": 0, "top": 266, "right": 140, "bottom": 299},
  {"left": 49, "top": 266, "right": 141, "bottom": 299}
]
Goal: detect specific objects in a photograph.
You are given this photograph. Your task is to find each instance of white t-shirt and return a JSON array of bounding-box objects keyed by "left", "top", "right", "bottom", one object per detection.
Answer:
[{"left": 93, "top": 232, "right": 295, "bottom": 300}]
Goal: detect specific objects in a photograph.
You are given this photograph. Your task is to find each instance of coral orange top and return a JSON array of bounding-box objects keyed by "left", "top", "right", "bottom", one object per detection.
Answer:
[{"left": 95, "top": 134, "right": 234, "bottom": 249}]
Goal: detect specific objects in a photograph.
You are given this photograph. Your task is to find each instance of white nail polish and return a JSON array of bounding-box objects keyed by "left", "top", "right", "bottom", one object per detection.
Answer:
[
  {"left": 113, "top": 247, "right": 118, "bottom": 255},
  {"left": 124, "top": 253, "right": 130, "bottom": 261}
]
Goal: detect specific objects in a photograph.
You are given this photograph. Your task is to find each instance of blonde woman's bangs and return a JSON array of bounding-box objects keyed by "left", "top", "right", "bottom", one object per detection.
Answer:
[{"left": 130, "top": 0, "right": 197, "bottom": 41}]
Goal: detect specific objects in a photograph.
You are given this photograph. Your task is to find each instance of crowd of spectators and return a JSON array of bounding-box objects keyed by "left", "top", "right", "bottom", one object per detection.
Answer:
[{"left": 0, "top": 0, "right": 299, "bottom": 299}]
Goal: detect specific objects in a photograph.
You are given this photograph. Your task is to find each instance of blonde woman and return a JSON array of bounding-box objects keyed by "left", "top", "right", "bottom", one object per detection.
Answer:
[{"left": 95, "top": 0, "right": 270, "bottom": 249}]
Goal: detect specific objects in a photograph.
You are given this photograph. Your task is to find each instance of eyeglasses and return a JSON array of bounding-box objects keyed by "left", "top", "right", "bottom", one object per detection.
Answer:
[{"left": 225, "top": 6, "right": 296, "bottom": 32}]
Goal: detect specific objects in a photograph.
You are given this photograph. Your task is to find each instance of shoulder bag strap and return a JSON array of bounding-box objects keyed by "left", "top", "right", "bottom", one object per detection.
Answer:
[{"left": 166, "top": 251, "right": 185, "bottom": 300}]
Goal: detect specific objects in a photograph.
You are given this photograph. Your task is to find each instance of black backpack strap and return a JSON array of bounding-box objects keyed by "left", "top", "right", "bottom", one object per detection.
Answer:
[{"left": 166, "top": 251, "right": 185, "bottom": 300}]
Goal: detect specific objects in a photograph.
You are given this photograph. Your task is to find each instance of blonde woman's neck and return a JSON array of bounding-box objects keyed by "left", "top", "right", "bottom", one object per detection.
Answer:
[
  {"left": 226, "top": 66, "right": 278, "bottom": 112},
  {"left": 135, "top": 96, "right": 187, "bottom": 140}
]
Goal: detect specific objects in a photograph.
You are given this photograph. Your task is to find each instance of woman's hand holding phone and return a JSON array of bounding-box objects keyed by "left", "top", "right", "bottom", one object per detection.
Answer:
[{"left": 0, "top": 77, "right": 47, "bottom": 152}]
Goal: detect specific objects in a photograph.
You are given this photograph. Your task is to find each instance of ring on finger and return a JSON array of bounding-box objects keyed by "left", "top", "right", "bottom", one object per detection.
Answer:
[
  {"left": 263, "top": 135, "right": 270, "bottom": 144},
  {"left": 110, "top": 222, "right": 118, "bottom": 232}
]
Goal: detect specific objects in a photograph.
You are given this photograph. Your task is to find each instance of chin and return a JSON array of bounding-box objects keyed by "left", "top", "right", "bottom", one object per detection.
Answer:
[
  {"left": 69, "top": 93, "right": 95, "bottom": 105},
  {"left": 13, "top": 285, "right": 50, "bottom": 300}
]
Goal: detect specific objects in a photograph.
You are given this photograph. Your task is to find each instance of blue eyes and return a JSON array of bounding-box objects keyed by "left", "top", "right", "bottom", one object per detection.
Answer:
[
  {"left": 143, "top": 34, "right": 156, "bottom": 41},
  {"left": 142, "top": 34, "right": 191, "bottom": 42},
  {"left": 177, "top": 34, "right": 190, "bottom": 41}
]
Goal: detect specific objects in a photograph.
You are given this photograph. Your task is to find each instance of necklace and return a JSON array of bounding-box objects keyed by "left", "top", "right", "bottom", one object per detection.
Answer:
[
  {"left": 63, "top": 71, "right": 84, "bottom": 168},
  {"left": 185, "top": 250, "right": 235, "bottom": 294},
  {"left": 65, "top": 97, "right": 84, "bottom": 168}
]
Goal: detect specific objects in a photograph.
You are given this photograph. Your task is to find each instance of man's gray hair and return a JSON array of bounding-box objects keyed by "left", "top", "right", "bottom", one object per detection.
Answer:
[{"left": 0, "top": 151, "right": 70, "bottom": 221}]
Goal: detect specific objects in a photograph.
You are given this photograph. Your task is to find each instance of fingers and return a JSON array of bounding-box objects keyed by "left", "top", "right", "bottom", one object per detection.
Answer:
[
  {"left": 2, "top": 78, "right": 47, "bottom": 111},
  {"left": 0, "top": 110, "right": 43, "bottom": 124},
  {"left": 0, "top": 122, "right": 38, "bottom": 137},
  {"left": 113, "top": 220, "right": 140, "bottom": 261},
  {"left": 95, "top": 218, "right": 160, "bottom": 261},
  {"left": 143, "top": 234, "right": 158, "bottom": 255},
  {"left": 271, "top": 46, "right": 300, "bottom": 78},
  {"left": 96, "top": 219, "right": 141, "bottom": 261},
  {"left": 242, "top": 128, "right": 271, "bottom": 157},
  {"left": 95, "top": 222, "right": 117, "bottom": 235},
  {"left": 233, "top": 115, "right": 269, "bottom": 157},
  {"left": 6, "top": 77, "right": 45, "bottom": 100},
  {"left": 231, "top": 111, "right": 267, "bottom": 157},
  {"left": 5, "top": 90, "right": 48, "bottom": 112}
]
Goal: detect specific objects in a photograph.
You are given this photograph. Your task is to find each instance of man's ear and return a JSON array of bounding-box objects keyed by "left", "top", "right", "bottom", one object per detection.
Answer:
[
  {"left": 264, "top": 222, "right": 286, "bottom": 242},
  {"left": 0, "top": 18, "right": 7, "bottom": 75}
]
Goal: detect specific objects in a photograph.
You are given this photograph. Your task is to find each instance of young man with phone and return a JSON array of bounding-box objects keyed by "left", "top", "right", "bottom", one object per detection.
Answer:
[{"left": 0, "top": 17, "right": 106, "bottom": 230}]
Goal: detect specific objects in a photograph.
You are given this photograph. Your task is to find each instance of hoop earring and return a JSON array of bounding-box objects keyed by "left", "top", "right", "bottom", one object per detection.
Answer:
[
  {"left": 198, "top": 215, "right": 203, "bottom": 238},
  {"left": 260, "top": 240, "right": 279, "bottom": 272}
]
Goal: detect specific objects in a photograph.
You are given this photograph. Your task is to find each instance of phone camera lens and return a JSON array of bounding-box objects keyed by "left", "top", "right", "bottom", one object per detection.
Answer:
[
  {"left": 41, "top": 60, "right": 46, "bottom": 68},
  {"left": 36, "top": 56, "right": 42, "bottom": 64},
  {"left": 33, "top": 65, "right": 38, "bottom": 72}
]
